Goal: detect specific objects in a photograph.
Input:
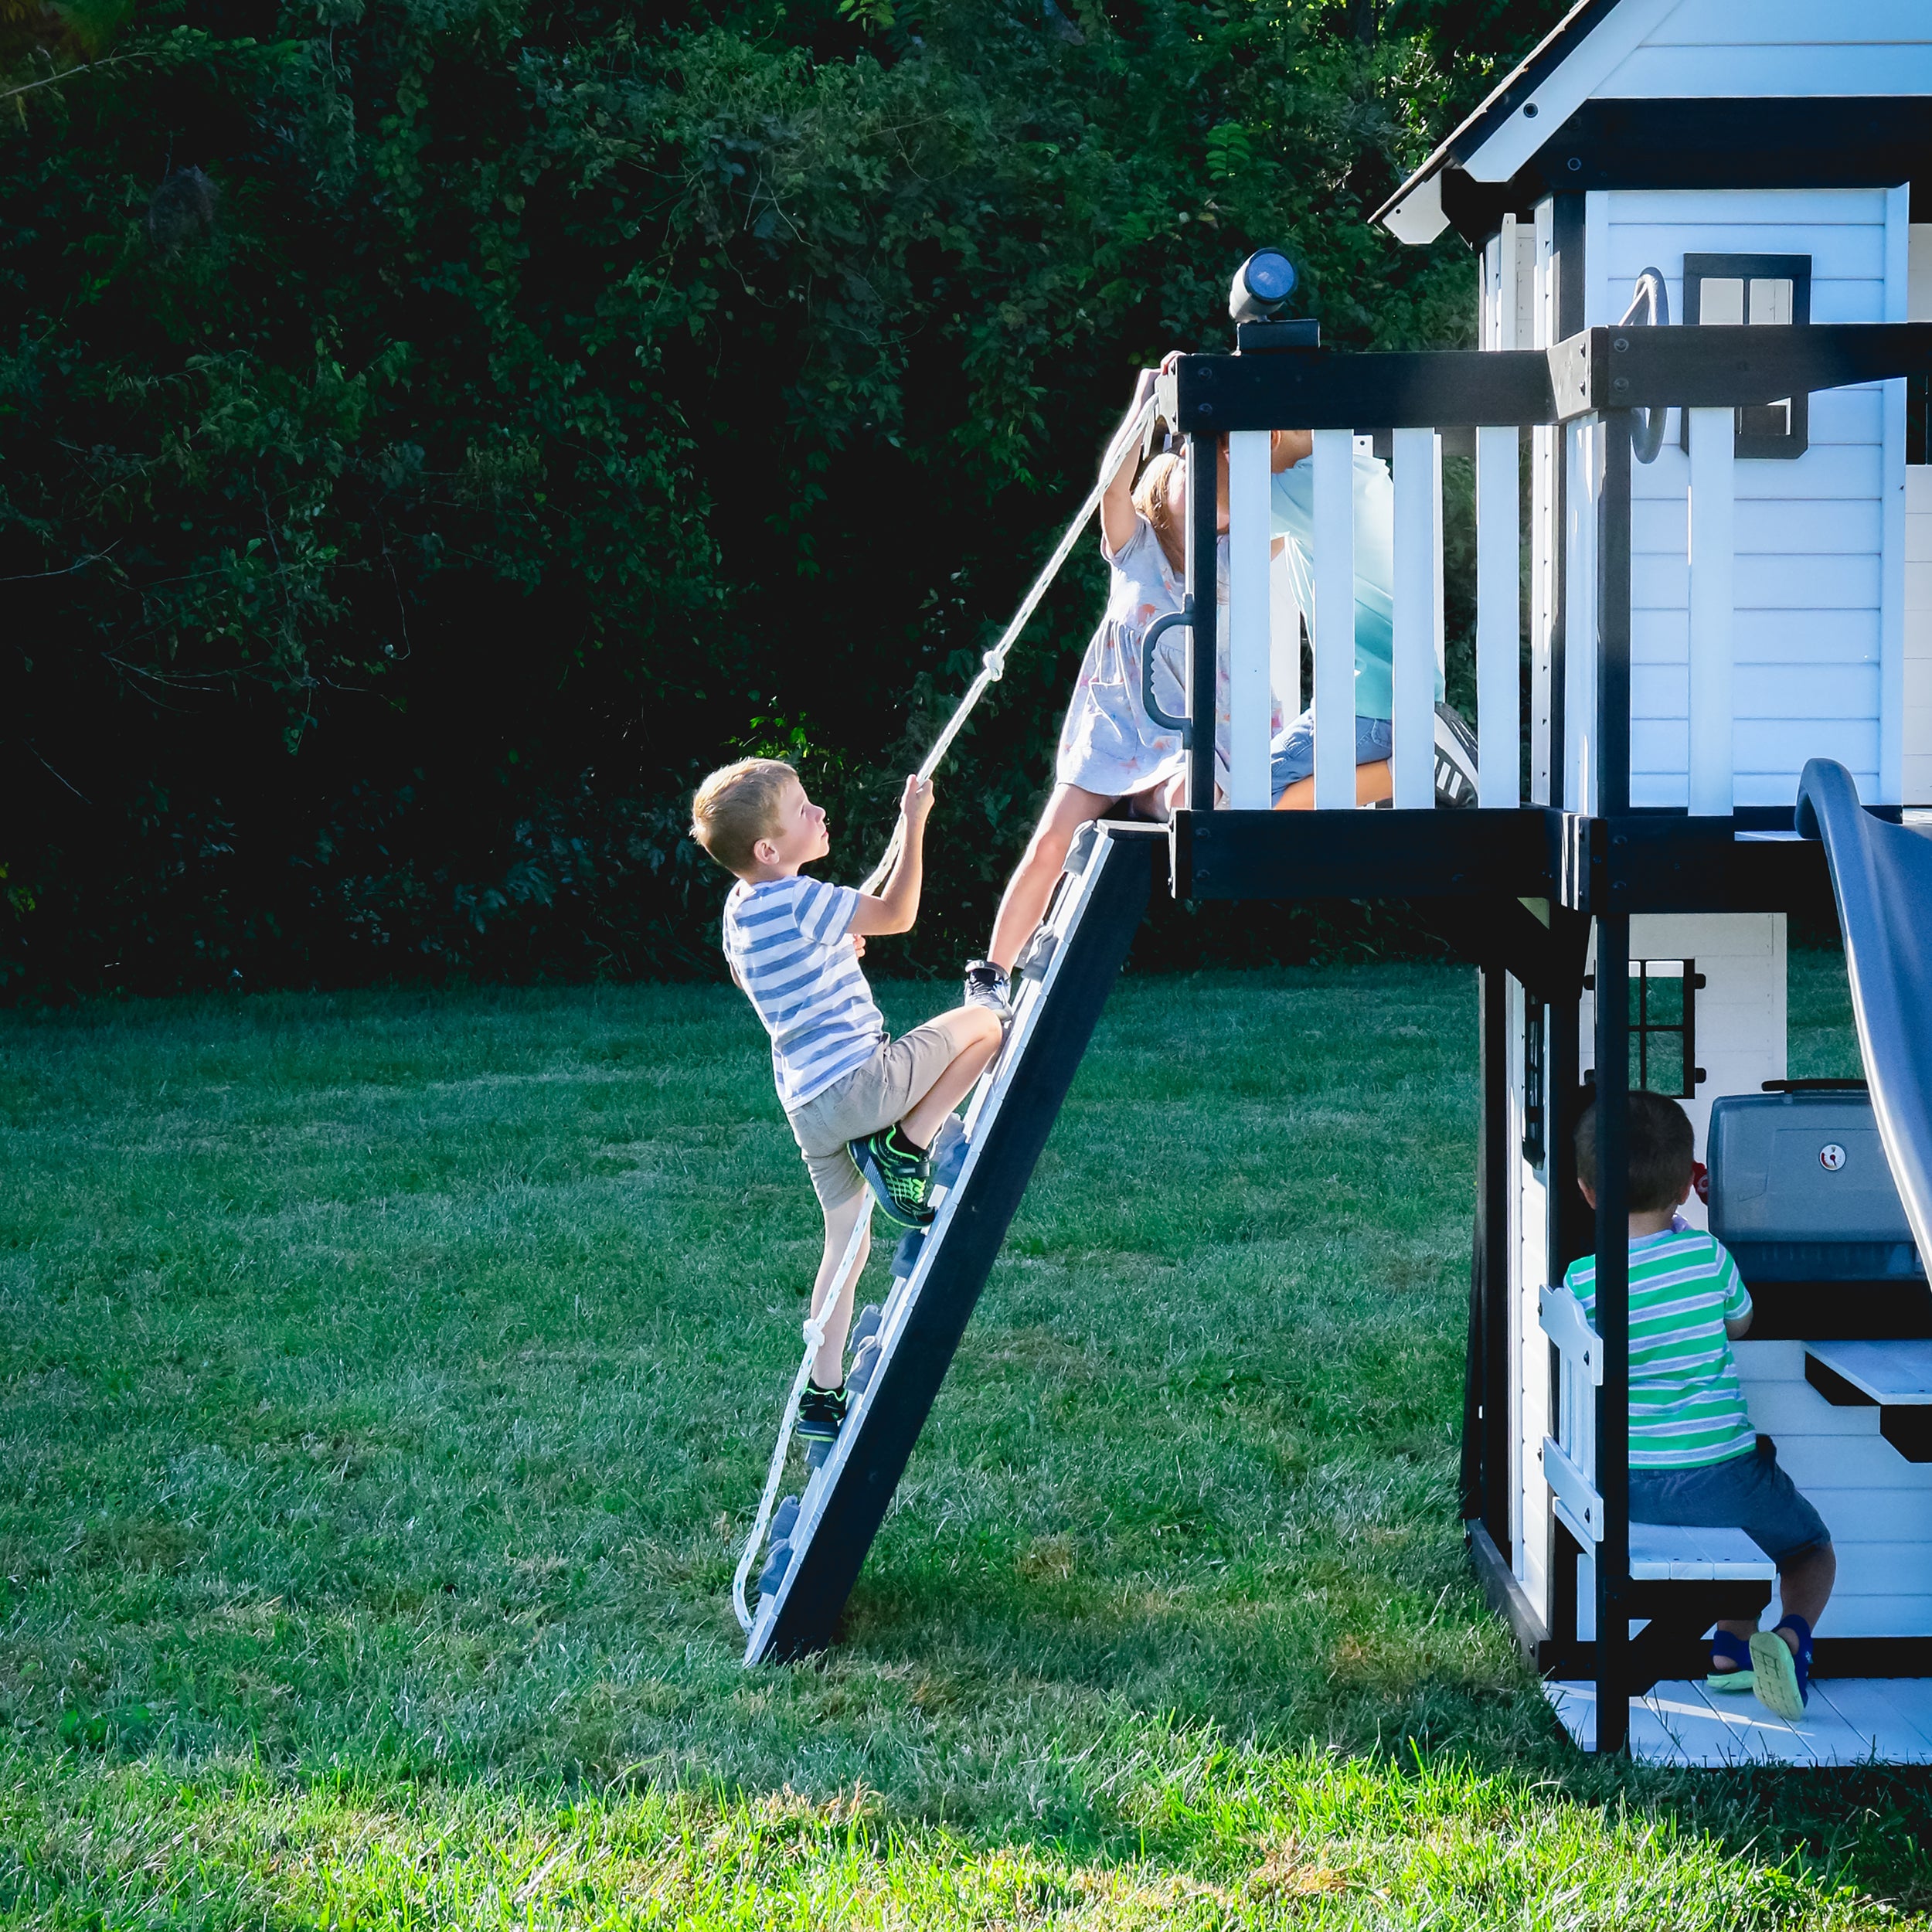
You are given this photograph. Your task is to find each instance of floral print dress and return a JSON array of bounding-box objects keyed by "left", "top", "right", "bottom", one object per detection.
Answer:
[{"left": 1053, "top": 515, "right": 1283, "bottom": 804}]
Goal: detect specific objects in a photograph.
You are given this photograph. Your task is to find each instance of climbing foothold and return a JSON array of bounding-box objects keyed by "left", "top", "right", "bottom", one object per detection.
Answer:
[
  {"left": 930, "top": 1117, "right": 970, "bottom": 1191},
  {"left": 848, "top": 1335, "right": 883, "bottom": 1396},
  {"left": 757, "top": 1539, "right": 792, "bottom": 1597},
  {"left": 892, "top": 1226, "right": 927, "bottom": 1277},
  {"left": 804, "top": 1437, "right": 832, "bottom": 1472},
  {"left": 770, "top": 1495, "right": 800, "bottom": 1544},
  {"left": 850, "top": 1303, "right": 884, "bottom": 1351}
]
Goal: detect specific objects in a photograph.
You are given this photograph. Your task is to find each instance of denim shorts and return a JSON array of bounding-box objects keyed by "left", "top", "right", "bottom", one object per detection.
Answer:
[
  {"left": 1269, "top": 710, "right": 1394, "bottom": 802},
  {"left": 1628, "top": 1435, "right": 1831, "bottom": 1567}
]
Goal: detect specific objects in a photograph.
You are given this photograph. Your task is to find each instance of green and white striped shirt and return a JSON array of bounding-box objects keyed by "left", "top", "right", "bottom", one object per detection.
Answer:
[{"left": 1565, "top": 1230, "right": 1756, "bottom": 1470}]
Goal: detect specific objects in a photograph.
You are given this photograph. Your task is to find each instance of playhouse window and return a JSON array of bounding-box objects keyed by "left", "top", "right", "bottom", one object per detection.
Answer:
[
  {"left": 1681, "top": 253, "right": 1812, "bottom": 461},
  {"left": 1522, "top": 1003, "right": 1546, "bottom": 1171},
  {"left": 1626, "top": 959, "right": 1706, "bottom": 1100}
]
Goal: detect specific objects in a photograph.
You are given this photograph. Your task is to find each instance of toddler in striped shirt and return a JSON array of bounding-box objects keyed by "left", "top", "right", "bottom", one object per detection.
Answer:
[
  {"left": 1567, "top": 1090, "right": 1835, "bottom": 1718},
  {"left": 692, "top": 757, "right": 1003, "bottom": 1443}
]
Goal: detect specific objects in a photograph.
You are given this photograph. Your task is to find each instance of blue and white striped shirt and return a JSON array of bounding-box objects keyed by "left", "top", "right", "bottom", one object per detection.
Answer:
[{"left": 723, "top": 875, "right": 884, "bottom": 1111}]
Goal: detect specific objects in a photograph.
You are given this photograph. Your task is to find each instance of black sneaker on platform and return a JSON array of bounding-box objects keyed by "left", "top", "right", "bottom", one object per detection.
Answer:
[
  {"left": 962, "top": 958, "right": 1013, "bottom": 1023},
  {"left": 796, "top": 1383, "right": 848, "bottom": 1441},
  {"left": 851, "top": 1128, "right": 937, "bottom": 1228},
  {"left": 1433, "top": 702, "right": 1481, "bottom": 808}
]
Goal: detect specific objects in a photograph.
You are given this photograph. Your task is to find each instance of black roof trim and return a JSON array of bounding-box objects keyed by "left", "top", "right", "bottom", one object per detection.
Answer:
[{"left": 1439, "top": 98, "right": 1932, "bottom": 248}]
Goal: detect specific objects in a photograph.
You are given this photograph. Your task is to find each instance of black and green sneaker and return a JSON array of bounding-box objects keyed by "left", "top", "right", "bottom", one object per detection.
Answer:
[
  {"left": 796, "top": 1382, "right": 847, "bottom": 1441},
  {"left": 851, "top": 1126, "right": 937, "bottom": 1228}
]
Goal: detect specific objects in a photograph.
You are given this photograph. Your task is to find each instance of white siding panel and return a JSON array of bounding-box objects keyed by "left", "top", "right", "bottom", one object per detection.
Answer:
[
  {"left": 1811, "top": 282, "right": 1892, "bottom": 325},
  {"left": 1770, "top": 1434, "right": 1932, "bottom": 1491},
  {"left": 1735, "top": 555, "right": 1883, "bottom": 609},
  {"left": 1631, "top": 720, "right": 1689, "bottom": 772},
  {"left": 1736, "top": 717, "right": 1878, "bottom": 778},
  {"left": 1734, "top": 447, "right": 1885, "bottom": 498},
  {"left": 1736, "top": 665, "right": 1882, "bottom": 719},
  {"left": 1732, "top": 610, "right": 1882, "bottom": 665},
  {"left": 1600, "top": 45, "right": 1932, "bottom": 97},
  {"left": 1604, "top": 223, "right": 1886, "bottom": 284},
  {"left": 1808, "top": 389, "right": 1887, "bottom": 444},
  {"left": 1746, "top": 1382, "right": 1884, "bottom": 1435},
  {"left": 1632, "top": 664, "right": 1687, "bottom": 716},
  {"left": 1908, "top": 469, "right": 1932, "bottom": 802},
  {"left": 1636, "top": 500, "right": 1880, "bottom": 554},
  {"left": 1641, "top": 1, "right": 1932, "bottom": 45},
  {"left": 1832, "top": 1546, "right": 1932, "bottom": 1597},
  {"left": 1795, "top": 1491, "right": 1932, "bottom": 1548},
  {"left": 1634, "top": 662, "right": 1879, "bottom": 721},
  {"left": 1602, "top": 188, "right": 1904, "bottom": 230},
  {"left": 1676, "top": 611, "right": 1886, "bottom": 665},
  {"left": 1813, "top": 1597, "right": 1932, "bottom": 1639}
]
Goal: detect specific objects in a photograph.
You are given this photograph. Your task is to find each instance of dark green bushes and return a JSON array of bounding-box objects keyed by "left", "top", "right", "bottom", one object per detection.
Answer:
[{"left": 2, "top": 0, "right": 1562, "bottom": 996}]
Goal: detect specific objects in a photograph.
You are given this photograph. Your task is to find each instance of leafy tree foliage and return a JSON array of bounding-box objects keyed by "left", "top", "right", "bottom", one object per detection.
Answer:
[{"left": 2, "top": 0, "right": 1564, "bottom": 995}]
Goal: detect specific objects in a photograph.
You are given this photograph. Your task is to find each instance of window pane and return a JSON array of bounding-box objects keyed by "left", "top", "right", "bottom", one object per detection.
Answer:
[
  {"left": 1700, "top": 277, "right": 1745, "bottom": 325},
  {"left": 1642, "top": 1028, "right": 1685, "bottom": 1097},
  {"left": 1646, "top": 975, "right": 1685, "bottom": 1029},
  {"left": 1741, "top": 400, "right": 1792, "bottom": 437},
  {"left": 1749, "top": 277, "right": 1794, "bottom": 325}
]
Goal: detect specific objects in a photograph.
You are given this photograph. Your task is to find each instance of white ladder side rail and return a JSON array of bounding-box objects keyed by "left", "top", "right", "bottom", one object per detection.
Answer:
[
  {"left": 1475, "top": 423, "right": 1522, "bottom": 809},
  {"left": 1225, "top": 430, "right": 1274, "bottom": 810},
  {"left": 1539, "top": 1281, "right": 1604, "bottom": 1548},
  {"left": 1686, "top": 405, "right": 1736, "bottom": 816},
  {"left": 1390, "top": 430, "right": 1437, "bottom": 809},
  {"left": 1311, "top": 430, "right": 1358, "bottom": 810}
]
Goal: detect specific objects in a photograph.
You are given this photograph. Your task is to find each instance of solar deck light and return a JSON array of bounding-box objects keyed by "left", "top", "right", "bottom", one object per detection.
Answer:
[{"left": 1228, "top": 249, "right": 1297, "bottom": 325}]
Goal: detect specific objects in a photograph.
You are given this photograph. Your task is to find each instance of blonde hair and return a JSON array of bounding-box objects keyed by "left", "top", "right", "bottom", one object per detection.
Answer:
[
  {"left": 690, "top": 757, "right": 798, "bottom": 875},
  {"left": 1133, "top": 452, "right": 1185, "bottom": 573}
]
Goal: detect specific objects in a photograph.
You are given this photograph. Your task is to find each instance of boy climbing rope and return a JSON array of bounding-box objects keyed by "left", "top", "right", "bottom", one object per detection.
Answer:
[
  {"left": 693, "top": 758, "right": 1003, "bottom": 1441},
  {"left": 1566, "top": 1091, "right": 1836, "bottom": 1720}
]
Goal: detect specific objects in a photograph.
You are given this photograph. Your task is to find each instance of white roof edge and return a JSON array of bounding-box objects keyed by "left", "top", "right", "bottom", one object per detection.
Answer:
[
  {"left": 1461, "top": 0, "right": 1682, "bottom": 182},
  {"left": 1382, "top": 169, "right": 1447, "bottom": 246},
  {"left": 1372, "top": 0, "right": 1624, "bottom": 241}
]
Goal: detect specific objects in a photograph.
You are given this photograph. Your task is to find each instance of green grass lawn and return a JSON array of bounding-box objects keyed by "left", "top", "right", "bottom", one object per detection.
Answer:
[{"left": 2, "top": 953, "right": 1926, "bottom": 1928}]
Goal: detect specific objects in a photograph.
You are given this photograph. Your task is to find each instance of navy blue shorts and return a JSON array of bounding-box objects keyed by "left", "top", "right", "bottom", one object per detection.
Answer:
[
  {"left": 1628, "top": 1435, "right": 1831, "bottom": 1567},
  {"left": 1269, "top": 709, "right": 1393, "bottom": 803}
]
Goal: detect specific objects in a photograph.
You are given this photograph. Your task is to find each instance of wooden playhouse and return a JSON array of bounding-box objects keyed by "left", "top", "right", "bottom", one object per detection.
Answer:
[
  {"left": 1376, "top": 0, "right": 1932, "bottom": 1761},
  {"left": 735, "top": 0, "right": 1932, "bottom": 1769}
]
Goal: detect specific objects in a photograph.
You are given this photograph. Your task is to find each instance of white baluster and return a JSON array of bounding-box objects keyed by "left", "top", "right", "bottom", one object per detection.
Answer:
[
  {"left": 1269, "top": 543, "right": 1301, "bottom": 719},
  {"left": 1391, "top": 428, "right": 1436, "bottom": 809},
  {"left": 1225, "top": 430, "right": 1272, "bottom": 810},
  {"left": 1312, "top": 430, "right": 1357, "bottom": 811},
  {"left": 1686, "top": 406, "right": 1736, "bottom": 817},
  {"left": 1476, "top": 423, "right": 1522, "bottom": 809}
]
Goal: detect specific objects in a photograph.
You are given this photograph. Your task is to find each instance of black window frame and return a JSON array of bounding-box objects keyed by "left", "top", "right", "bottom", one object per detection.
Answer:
[
  {"left": 1679, "top": 252, "right": 1813, "bottom": 461},
  {"left": 1628, "top": 957, "right": 1706, "bottom": 1101}
]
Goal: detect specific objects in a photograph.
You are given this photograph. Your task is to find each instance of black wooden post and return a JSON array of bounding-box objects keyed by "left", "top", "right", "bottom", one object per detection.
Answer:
[
  {"left": 1478, "top": 964, "right": 1513, "bottom": 1552},
  {"left": 1186, "top": 430, "right": 1219, "bottom": 812},
  {"left": 1593, "top": 407, "right": 1634, "bottom": 1754}
]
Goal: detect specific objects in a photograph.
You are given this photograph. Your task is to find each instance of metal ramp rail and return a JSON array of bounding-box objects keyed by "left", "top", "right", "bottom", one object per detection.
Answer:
[{"left": 743, "top": 821, "right": 1158, "bottom": 1665}]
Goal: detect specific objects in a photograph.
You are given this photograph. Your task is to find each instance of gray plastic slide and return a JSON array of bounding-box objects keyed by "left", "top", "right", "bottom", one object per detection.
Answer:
[{"left": 1796, "top": 758, "right": 1932, "bottom": 1267}]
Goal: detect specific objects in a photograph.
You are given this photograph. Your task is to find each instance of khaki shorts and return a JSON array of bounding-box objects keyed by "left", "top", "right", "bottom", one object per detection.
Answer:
[{"left": 786, "top": 1022, "right": 960, "bottom": 1213}]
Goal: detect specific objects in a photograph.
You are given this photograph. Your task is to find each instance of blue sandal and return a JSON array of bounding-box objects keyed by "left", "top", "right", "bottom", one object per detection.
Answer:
[
  {"left": 1749, "top": 1614, "right": 1813, "bottom": 1719},
  {"left": 1706, "top": 1631, "right": 1755, "bottom": 1693}
]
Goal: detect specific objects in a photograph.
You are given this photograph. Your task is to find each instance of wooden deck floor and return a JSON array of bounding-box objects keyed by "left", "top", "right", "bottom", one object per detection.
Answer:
[{"left": 1546, "top": 1677, "right": 1932, "bottom": 1765}]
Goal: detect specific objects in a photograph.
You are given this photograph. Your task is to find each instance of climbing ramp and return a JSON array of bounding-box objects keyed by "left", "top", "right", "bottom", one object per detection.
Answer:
[{"left": 743, "top": 820, "right": 1158, "bottom": 1664}]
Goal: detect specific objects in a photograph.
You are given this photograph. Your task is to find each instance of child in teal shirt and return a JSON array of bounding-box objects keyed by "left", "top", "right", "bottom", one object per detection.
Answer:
[{"left": 1568, "top": 1090, "right": 1835, "bottom": 1719}]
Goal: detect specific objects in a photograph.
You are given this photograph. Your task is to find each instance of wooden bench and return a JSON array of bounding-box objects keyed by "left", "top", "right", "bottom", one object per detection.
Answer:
[{"left": 1541, "top": 1285, "right": 1774, "bottom": 1689}]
